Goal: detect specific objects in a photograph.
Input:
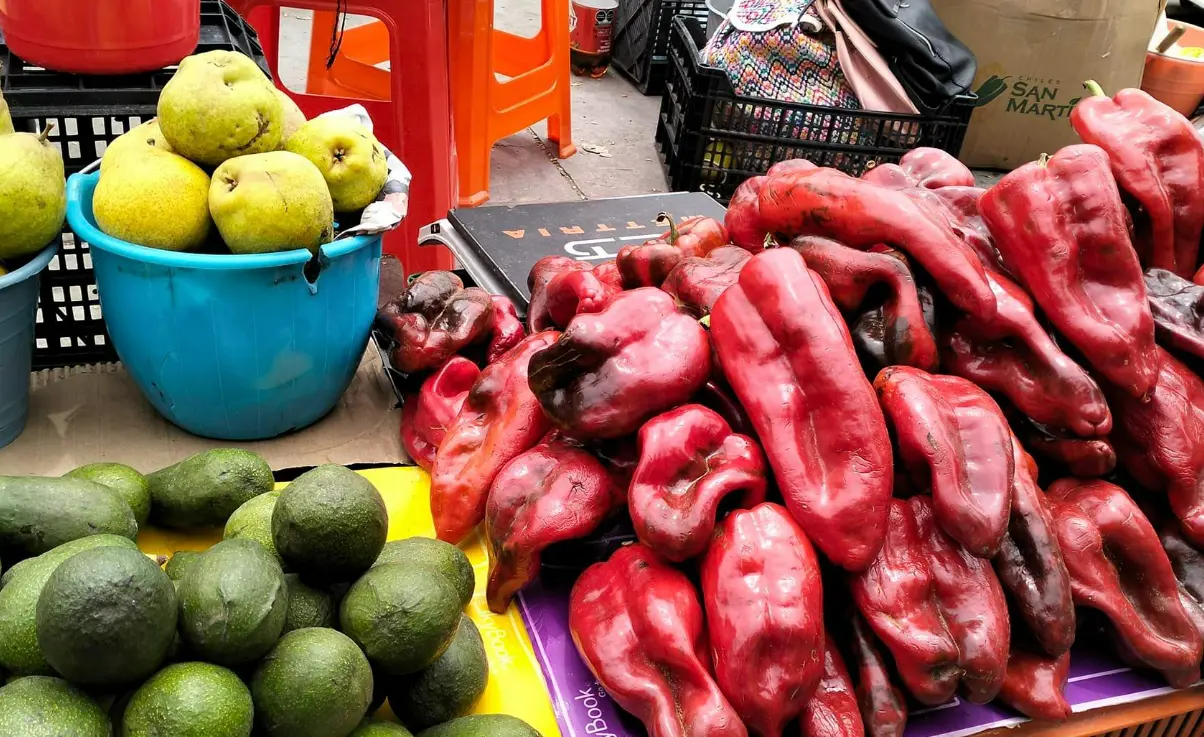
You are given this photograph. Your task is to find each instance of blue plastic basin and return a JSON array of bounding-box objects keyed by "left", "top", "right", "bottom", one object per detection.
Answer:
[
  {"left": 65, "top": 171, "right": 382, "bottom": 441},
  {"left": 0, "top": 241, "right": 57, "bottom": 449}
]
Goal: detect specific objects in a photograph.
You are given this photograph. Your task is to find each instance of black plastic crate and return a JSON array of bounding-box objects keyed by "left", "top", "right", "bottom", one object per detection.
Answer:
[
  {"left": 1, "top": 0, "right": 267, "bottom": 369},
  {"left": 612, "top": 0, "right": 709, "bottom": 95},
  {"left": 655, "top": 16, "right": 975, "bottom": 204}
]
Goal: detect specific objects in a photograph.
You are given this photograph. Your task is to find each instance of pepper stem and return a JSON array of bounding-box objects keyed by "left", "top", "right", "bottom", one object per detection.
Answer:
[
  {"left": 657, "top": 212, "right": 679, "bottom": 245},
  {"left": 699, "top": 315, "right": 711, "bottom": 329},
  {"left": 1082, "top": 80, "right": 1106, "bottom": 98},
  {"left": 1038, "top": 153, "right": 1051, "bottom": 167},
  {"left": 762, "top": 233, "right": 777, "bottom": 250},
  {"left": 37, "top": 120, "right": 56, "bottom": 143}
]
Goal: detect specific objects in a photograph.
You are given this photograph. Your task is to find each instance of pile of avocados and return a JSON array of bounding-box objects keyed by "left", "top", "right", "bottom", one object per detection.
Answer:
[{"left": 0, "top": 450, "right": 540, "bottom": 737}]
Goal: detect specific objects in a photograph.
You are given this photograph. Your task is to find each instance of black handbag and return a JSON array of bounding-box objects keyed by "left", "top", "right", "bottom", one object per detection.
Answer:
[{"left": 843, "top": 0, "right": 977, "bottom": 111}]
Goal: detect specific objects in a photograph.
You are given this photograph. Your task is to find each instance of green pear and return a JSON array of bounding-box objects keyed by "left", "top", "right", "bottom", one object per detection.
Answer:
[
  {"left": 285, "top": 116, "right": 387, "bottom": 212},
  {"left": 100, "top": 120, "right": 174, "bottom": 174},
  {"left": 94, "top": 148, "right": 211, "bottom": 252},
  {"left": 209, "top": 151, "right": 334, "bottom": 255},
  {"left": 0, "top": 89, "right": 13, "bottom": 136},
  {"left": 276, "top": 89, "right": 307, "bottom": 144},
  {"left": 157, "top": 50, "right": 283, "bottom": 167},
  {"left": 0, "top": 126, "right": 65, "bottom": 260}
]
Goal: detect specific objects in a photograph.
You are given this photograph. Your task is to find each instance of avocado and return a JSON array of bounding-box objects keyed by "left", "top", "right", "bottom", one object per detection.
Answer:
[
  {"left": 272, "top": 465, "right": 388, "bottom": 585},
  {"left": 251, "top": 627, "right": 374, "bottom": 737},
  {"left": 122, "top": 661, "right": 254, "bottom": 737},
  {"left": 0, "top": 534, "right": 139, "bottom": 675},
  {"left": 0, "top": 476, "right": 138, "bottom": 562},
  {"left": 178, "top": 538, "right": 288, "bottom": 666},
  {"left": 165, "top": 550, "right": 203, "bottom": 582},
  {"left": 225, "top": 491, "right": 282, "bottom": 562},
  {"left": 65, "top": 462, "right": 151, "bottom": 527},
  {"left": 374, "top": 538, "right": 475, "bottom": 608},
  {"left": 0, "top": 676, "right": 111, "bottom": 737},
  {"left": 282, "top": 573, "right": 336, "bottom": 632},
  {"left": 148, "top": 449, "right": 274, "bottom": 529},
  {"left": 388, "top": 616, "right": 488, "bottom": 730},
  {"left": 417, "top": 715, "right": 543, "bottom": 737},
  {"left": 352, "top": 719, "right": 414, "bottom": 736},
  {"left": 36, "top": 545, "right": 177, "bottom": 685},
  {"left": 339, "top": 563, "right": 461, "bottom": 675}
]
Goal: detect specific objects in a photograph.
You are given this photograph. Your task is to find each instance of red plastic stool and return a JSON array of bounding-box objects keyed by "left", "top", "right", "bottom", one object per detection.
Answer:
[{"left": 224, "top": 0, "right": 455, "bottom": 274}]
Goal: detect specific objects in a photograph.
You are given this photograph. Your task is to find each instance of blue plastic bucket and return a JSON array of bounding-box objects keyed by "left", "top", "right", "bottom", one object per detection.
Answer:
[
  {"left": 0, "top": 241, "right": 57, "bottom": 449},
  {"left": 65, "top": 171, "right": 383, "bottom": 441}
]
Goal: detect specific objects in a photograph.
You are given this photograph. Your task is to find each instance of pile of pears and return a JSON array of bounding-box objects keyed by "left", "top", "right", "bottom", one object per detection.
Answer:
[
  {"left": 94, "top": 50, "right": 389, "bottom": 256},
  {"left": 0, "top": 87, "right": 68, "bottom": 277}
]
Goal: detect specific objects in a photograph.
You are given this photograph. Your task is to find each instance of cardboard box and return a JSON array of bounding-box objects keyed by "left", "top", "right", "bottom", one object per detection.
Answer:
[{"left": 931, "top": 0, "right": 1161, "bottom": 169}]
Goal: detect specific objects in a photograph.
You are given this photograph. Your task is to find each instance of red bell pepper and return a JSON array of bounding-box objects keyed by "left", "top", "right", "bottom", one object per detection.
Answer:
[
  {"left": 661, "top": 246, "right": 751, "bottom": 318},
  {"left": 910, "top": 495, "right": 1009, "bottom": 704},
  {"left": 1071, "top": 82, "right": 1204, "bottom": 278},
  {"left": 526, "top": 256, "right": 624, "bottom": 331},
  {"left": 617, "top": 215, "right": 730, "bottom": 289},
  {"left": 1107, "top": 347, "right": 1204, "bottom": 546},
  {"left": 979, "top": 144, "right": 1160, "bottom": 398},
  {"left": 569, "top": 543, "right": 748, "bottom": 737},
  {"left": 725, "top": 176, "right": 772, "bottom": 253},
  {"left": 376, "top": 271, "right": 494, "bottom": 374},
  {"left": 930, "top": 186, "right": 1007, "bottom": 274},
  {"left": 801, "top": 636, "right": 865, "bottom": 737},
  {"left": 899, "top": 147, "right": 976, "bottom": 189},
  {"left": 874, "top": 367, "right": 1013, "bottom": 557},
  {"left": 629, "top": 404, "right": 768, "bottom": 562},
  {"left": 399, "top": 356, "right": 480, "bottom": 471},
  {"left": 941, "top": 270, "right": 1111, "bottom": 439},
  {"left": 528, "top": 288, "right": 712, "bottom": 440},
  {"left": 756, "top": 167, "right": 997, "bottom": 321},
  {"left": 430, "top": 331, "right": 558, "bottom": 544},
  {"left": 997, "top": 642, "right": 1072, "bottom": 722},
  {"left": 850, "top": 613, "right": 907, "bottom": 737},
  {"left": 849, "top": 498, "right": 962, "bottom": 706},
  {"left": 791, "top": 237, "right": 938, "bottom": 371},
  {"left": 993, "top": 437, "right": 1075, "bottom": 657},
  {"left": 485, "top": 433, "right": 625, "bottom": 613},
  {"left": 1018, "top": 425, "right": 1117, "bottom": 478},
  {"left": 1047, "top": 478, "right": 1203, "bottom": 688},
  {"left": 487, "top": 295, "right": 525, "bottom": 364},
  {"left": 710, "top": 248, "right": 893, "bottom": 571},
  {"left": 702, "top": 503, "right": 824, "bottom": 737},
  {"left": 1145, "top": 268, "right": 1204, "bottom": 362}
]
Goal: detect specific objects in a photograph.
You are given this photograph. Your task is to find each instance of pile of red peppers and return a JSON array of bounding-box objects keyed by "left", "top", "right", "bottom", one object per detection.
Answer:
[{"left": 379, "top": 81, "right": 1204, "bottom": 736}]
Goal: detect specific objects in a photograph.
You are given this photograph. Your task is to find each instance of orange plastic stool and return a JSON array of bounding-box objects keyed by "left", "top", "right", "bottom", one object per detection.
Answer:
[
  {"left": 224, "top": 0, "right": 455, "bottom": 274},
  {"left": 304, "top": 0, "right": 576, "bottom": 206}
]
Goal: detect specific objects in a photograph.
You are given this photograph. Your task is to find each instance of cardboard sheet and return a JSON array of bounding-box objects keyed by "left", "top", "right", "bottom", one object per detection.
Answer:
[{"left": 0, "top": 347, "right": 405, "bottom": 476}]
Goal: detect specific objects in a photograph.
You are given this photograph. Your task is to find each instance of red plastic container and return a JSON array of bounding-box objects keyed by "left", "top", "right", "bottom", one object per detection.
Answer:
[{"left": 0, "top": 0, "right": 200, "bottom": 74}]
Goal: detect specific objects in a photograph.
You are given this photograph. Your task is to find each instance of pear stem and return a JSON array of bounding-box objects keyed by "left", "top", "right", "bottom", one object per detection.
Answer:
[{"left": 37, "top": 120, "right": 56, "bottom": 143}]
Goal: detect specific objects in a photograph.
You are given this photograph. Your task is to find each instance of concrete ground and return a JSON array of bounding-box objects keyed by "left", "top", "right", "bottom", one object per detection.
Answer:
[{"left": 277, "top": 6, "right": 670, "bottom": 207}]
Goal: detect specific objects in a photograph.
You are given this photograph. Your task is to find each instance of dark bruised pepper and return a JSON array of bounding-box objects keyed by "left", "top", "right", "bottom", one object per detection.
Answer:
[
  {"left": 702, "top": 503, "right": 824, "bottom": 737},
  {"left": 849, "top": 613, "right": 907, "bottom": 737},
  {"left": 399, "top": 356, "right": 480, "bottom": 471},
  {"left": 1144, "top": 268, "right": 1204, "bottom": 362},
  {"left": 710, "top": 248, "right": 893, "bottom": 571},
  {"left": 376, "top": 271, "right": 494, "bottom": 374},
  {"left": 629, "top": 404, "right": 768, "bottom": 562},
  {"left": 569, "top": 543, "right": 748, "bottom": 737}
]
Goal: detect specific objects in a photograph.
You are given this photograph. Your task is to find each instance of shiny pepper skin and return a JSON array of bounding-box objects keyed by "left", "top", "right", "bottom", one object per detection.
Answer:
[
  {"left": 849, "top": 612, "right": 907, "bottom": 737},
  {"left": 980, "top": 144, "right": 1160, "bottom": 399},
  {"left": 702, "top": 503, "right": 824, "bottom": 737},
  {"left": 527, "top": 256, "right": 589, "bottom": 331},
  {"left": 376, "top": 271, "right": 494, "bottom": 374},
  {"left": 757, "top": 167, "right": 997, "bottom": 321},
  {"left": 801, "top": 636, "right": 864, "bottom": 737},
  {"left": 430, "top": 331, "right": 558, "bottom": 544},
  {"left": 725, "top": 176, "right": 772, "bottom": 253},
  {"left": 485, "top": 433, "right": 626, "bottom": 613},
  {"left": 618, "top": 215, "right": 730, "bottom": 288},
  {"left": 710, "top": 248, "right": 893, "bottom": 571},
  {"left": 528, "top": 288, "right": 712, "bottom": 440},
  {"left": 1016, "top": 420, "right": 1117, "bottom": 478},
  {"left": 661, "top": 246, "right": 752, "bottom": 318},
  {"left": 1072, "top": 83, "right": 1204, "bottom": 278},
  {"left": 569, "top": 543, "right": 748, "bottom": 737},
  {"left": 941, "top": 270, "right": 1111, "bottom": 439},
  {"left": 910, "top": 495, "right": 1009, "bottom": 703},
  {"left": 849, "top": 498, "right": 962, "bottom": 706},
  {"left": 929, "top": 186, "right": 1007, "bottom": 275},
  {"left": 997, "top": 642, "right": 1071, "bottom": 722},
  {"left": 527, "top": 257, "right": 624, "bottom": 332},
  {"left": 1047, "top": 478, "right": 1203, "bottom": 688},
  {"left": 992, "top": 437, "right": 1075, "bottom": 657},
  {"left": 791, "top": 237, "right": 938, "bottom": 371},
  {"left": 875, "top": 367, "right": 1013, "bottom": 557},
  {"left": 1144, "top": 268, "right": 1204, "bottom": 362},
  {"left": 487, "top": 295, "right": 526, "bottom": 363},
  {"left": 399, "top": 356, "right": 480, "bottom": 471},
  {"left": 1107, "top": 347, "right": 1204, "bottom": 546},
  {"left": 629, "top": 404, "right": 768, "bottom": 562},
  {"left": 898, "top": 147, "right": 976, "bottom": 189}
]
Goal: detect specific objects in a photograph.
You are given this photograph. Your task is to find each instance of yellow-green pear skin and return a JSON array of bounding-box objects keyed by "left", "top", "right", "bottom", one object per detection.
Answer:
[
  {"left": 94, "top": 149, "right": 212, "bottom": 252},
  {"left": 100, "top": 120, "right": 174, "bottom": 174},
  {"left": 157, "top": 50, "right": 283, "bottom": 167},
  {"left": 276, "top": 89, "right": 307, "bottom": 144},
  {"left": 209, "top": 151, "right": 334, "bottom": 255},
  {"left": 285, "top": 116, "right": 387, "bottom": 212},
  {"left": 0, "top": 90, "right": 14, "bottom": 136},
  {"left": 0, "top": 128, "right": 66, "bottom": 260}
]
